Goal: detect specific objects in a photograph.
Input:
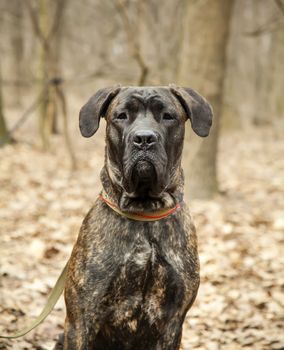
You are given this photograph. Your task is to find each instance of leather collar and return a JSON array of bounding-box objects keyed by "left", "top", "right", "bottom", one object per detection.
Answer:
[{"left": 99, "top": 192, "right": 180, "bottom": 221}]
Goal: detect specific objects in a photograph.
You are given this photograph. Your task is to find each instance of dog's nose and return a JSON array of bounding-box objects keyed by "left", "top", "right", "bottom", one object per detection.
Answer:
[{"left": 133, "top": 130, "right": 158, "bottom": 148}]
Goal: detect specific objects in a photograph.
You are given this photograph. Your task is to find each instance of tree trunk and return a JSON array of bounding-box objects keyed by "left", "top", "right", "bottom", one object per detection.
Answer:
[
  {"left": 49, "top": 0, "right": 67, "bottom": 134},
  {"left": 0, "top": 69, "right": 10, "bottom": 147},
  {"left": 269, "top": 25, "right": 284, "bottom": 121},
  {"left": 37, "top": 0, "right": 50, "bottom": 150},
  {"left": 178, "top": 0, "right": 234, "bottom": 199},
  {"left": 36, "top": 0, "right": 67, "bottom": 149},
  {"left": 114, "top": 0, "right": 149, "bottom": 86},
  {"left": 10, "top": 0, "right": 24, "bottom": 107},
  {"left": 251, "top": 0, "right": 274, "bottom": 126}
]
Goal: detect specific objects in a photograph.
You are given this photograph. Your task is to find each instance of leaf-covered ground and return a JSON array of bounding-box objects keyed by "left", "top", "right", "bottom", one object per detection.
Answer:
[{"left": 0, "top": 126, "right": 283, "bottom": 350}]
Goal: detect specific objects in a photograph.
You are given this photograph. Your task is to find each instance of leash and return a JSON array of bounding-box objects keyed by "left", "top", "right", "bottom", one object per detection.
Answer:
[
  {"left": 0, "top": 262, "right": 68, "bottom": 339},
  {"left": 0, "top": 194, "right": 180, "bottom": 339}
]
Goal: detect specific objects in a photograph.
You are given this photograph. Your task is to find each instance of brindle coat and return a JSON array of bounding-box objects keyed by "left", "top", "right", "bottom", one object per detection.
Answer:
[{"left": 60, "top": 86, "right": 213, "bottom": 350}]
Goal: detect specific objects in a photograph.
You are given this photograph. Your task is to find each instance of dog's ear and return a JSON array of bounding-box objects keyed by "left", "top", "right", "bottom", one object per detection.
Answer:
[
  {"left": 79, "top": 86, "right": 121, "bottom": 137},
  {"left": 170, "top": 85, "right": 213, "bottom": 137}
]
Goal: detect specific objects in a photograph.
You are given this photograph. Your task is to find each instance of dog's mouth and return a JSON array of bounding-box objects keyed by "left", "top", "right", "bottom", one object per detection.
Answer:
[
  {"left": 132, "top": 160, "right": 155, "bottom": 180},
  {"left": 131, "top": 160, "right": 157, "bottom": 196},
  {"left": 123, "top": 152, "right": 167, "bottom": 197}
]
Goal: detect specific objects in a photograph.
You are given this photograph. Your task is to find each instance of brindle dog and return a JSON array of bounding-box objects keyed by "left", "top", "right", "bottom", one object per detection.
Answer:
[{"left": 61, "top": 85, "right": 212, "bottom": 350}]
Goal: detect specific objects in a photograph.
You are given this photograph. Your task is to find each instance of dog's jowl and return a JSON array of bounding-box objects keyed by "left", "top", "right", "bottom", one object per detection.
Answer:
[{"left": 61, "top": 86, "right": 213, "bottom": 350}]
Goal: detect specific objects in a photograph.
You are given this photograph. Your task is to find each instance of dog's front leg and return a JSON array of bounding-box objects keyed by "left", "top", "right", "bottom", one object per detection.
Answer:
[
  {"left": 156, "top": 319, "right": 184, "bottom": 350},
  {"left": 63, "top": 315, "right": 99, "bottom": 350},
  {"left": 63, "top": 284, "right": 99, "bottom": 350},
  {"left": 64, "top": 316, "right": 83, "bottom": 350}
]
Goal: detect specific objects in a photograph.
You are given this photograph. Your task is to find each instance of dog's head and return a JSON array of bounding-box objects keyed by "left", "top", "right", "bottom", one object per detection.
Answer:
[{"left": 79, "top": 86, "right": 213, "bottom": 211}]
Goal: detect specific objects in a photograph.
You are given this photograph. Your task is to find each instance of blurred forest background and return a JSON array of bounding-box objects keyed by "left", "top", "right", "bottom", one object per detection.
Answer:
[{"left": 0, "top": 0, "right": 284, "bottom": 349}]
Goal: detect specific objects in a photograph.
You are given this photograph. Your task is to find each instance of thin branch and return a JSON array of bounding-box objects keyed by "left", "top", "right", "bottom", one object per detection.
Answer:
[
  {"left": 55, "top": 84, "right": 77, "bottom": 170},
  {"left": 47, "top": 0, "right": 67, "bottom": 40},
  {"left": 243, "top": 15, "right": 283, "bottom": 37},
  {"left": 275, "top": 0, "right": 284, "bottom": 15},
  {"left": 9, "top": 88, "right": 46, "bottom": 135},
  {"left": 24, "top": 0, "right": 49, "bottom": 51}
]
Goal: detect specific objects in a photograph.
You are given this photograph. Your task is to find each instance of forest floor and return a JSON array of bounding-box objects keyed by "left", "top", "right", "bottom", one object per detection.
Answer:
[{"left": 0, "top": 125, "right": 283, "bottom": 350}]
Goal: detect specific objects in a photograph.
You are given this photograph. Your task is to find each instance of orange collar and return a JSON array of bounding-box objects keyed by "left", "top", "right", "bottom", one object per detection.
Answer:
[{"left": 99, "top": 193, "right": 180, "bottom": 221}]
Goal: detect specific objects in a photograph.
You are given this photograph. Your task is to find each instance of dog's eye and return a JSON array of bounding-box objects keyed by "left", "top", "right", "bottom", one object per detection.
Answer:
[
  {"left": 163, "top": 113, "right": 175, "bottom": 121},
  {"left": 116, "top": 113, "right": 127, "bottom": 120}
]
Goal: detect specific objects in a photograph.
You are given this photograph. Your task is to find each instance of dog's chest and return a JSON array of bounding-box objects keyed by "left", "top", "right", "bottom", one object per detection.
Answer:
[{"left": 107, "top": 228, "right": 192, "bottom": 330}]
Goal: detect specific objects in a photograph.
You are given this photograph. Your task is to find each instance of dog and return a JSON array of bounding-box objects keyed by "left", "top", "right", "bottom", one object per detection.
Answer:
[{"left": 60, "top": 85, "right": 212, "bottom": 350}]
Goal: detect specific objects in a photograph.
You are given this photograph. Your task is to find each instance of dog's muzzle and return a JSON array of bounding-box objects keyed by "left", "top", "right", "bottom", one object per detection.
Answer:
[
  {"left": 123, "top": 129, "right": 168, "bottom": 196},
  {"left": 132, "top": 129, "right": 158, "bottom": 181}
]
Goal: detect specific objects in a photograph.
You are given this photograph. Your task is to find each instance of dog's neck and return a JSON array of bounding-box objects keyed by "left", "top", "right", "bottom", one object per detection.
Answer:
[{"left": 100, "top": 164, "right": 184, "bottom": 213}]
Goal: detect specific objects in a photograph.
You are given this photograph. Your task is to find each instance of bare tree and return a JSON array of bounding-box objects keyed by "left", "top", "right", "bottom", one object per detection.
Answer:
[
  {"left": 269, "top": 3, "right": 284, "bottom": 121},
  {"left": 114, "top": 0, "right": 149, "bottom": 85},
  {"left": 141, "top": 0, "right": 186, "bottom": 85},
  {"left": 9, "top": 0, "right": 25, "bottom": 107},
  {"left": 25, "top": 0, "right": 67, "bottom": 149},
  {"left": 178, "top": 0, "right": 235, "bottom": 199},
  {"left": 222, "top": 0, "right": 284, "bottom": 128},
  {"left": 23, "top": 0, "right": 76, "bottom": 167},
  {"left": 0, "top": 66, "right": 10, "bottom": 147}
]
